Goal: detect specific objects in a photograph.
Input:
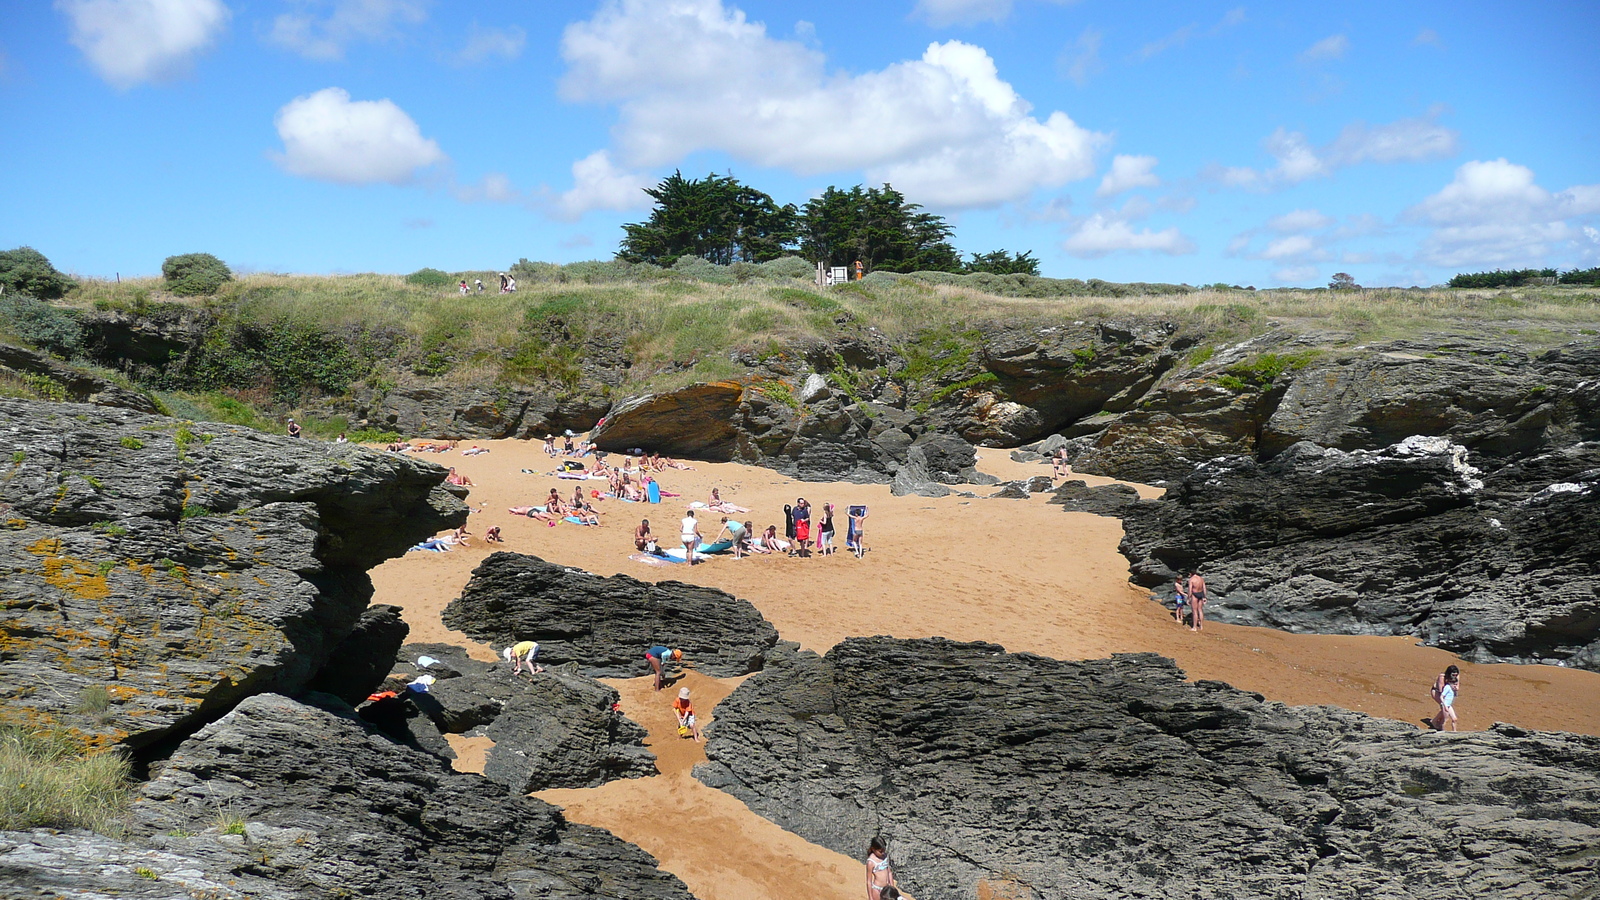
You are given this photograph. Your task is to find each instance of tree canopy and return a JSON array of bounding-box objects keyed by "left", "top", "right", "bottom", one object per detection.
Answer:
[
  {"left": 617, "top": 172, "right": 798, "bottom": 266},
  {"left": 162, "top": 252, "right": 234, "bottom": 296},
  {"left": 798, "top": 184, "right": 962, "bottom": 274}
]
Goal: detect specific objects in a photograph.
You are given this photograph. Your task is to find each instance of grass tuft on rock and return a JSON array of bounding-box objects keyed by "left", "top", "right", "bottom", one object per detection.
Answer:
[{"left": 0, "top": 724, "right": 131, "bottom": 833}]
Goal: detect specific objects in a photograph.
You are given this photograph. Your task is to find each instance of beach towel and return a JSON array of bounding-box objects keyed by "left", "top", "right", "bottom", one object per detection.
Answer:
[
  {"left": 563, "top": 516, "right": 596, "bottom": 526},
  {"left": 784, "top": 504, "right": 794, "bottom": 540}
]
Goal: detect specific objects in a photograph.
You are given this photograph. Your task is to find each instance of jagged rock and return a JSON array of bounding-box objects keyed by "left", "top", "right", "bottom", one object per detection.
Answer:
[
  {"left": 0, "top": 399, "right": 465, "bottom": 749},
  {"left": 343, "top": 380, "right": 608, "bottom": 440},
  {"left": 988, "top": 482, "right": 1029, "bottom": 499},
  {"left": 736, "top": 392, "right": 912, "bottom": 482},
  {"left": 890, "top": 432, "right": 976, "bottom": 496},
  {"left": 797, "top": 373, "right": 830, "bottom": 403},
  {"left": 0, "top": 341, "right": 161, "bottom": 413},
  {"left": 1071, "top": 379, "right": 1277, "bottom": 483},
  {"left": 1048, "top": 479, "right": 1142, "bottom": 516},
  {"left": 306, "top": 603, "right": 409, "bottom": 706},
  {"left": 591, "top": 381, "right": 745, "bottom": 459},
  {"left": 121, "top": 692, "right": 694, "bottom": 900},
  {"left": 0, "top": 828, "right": 303, "bottom": 900},
  {"left": 1120, "top": 438, "right": 1600, "bottom": 669},
  {"left": 958, "top": 466, "right": 1000, "bottom": 486},
  {"left": 444, "top": 552, "right": 781, "bottom": 678},
  {"left": 483, "top": 672, "right": 656, "bottom": 792},
  {"left": 698, "top": 637, "right": 1600, "bottom": 900}
]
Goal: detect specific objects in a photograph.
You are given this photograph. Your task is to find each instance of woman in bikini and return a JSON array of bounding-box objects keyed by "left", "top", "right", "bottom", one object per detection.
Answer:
[{"left": 865, "top": 835, "right": 897, "bottom": 900}]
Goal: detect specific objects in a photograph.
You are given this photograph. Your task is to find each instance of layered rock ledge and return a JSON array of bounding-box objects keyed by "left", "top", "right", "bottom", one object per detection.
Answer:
[
  {"left": 0, "top": 399, "right": 465, "bottom": 748},
  {"left": 444, "top": 552, "right": 783, "bottom": 678},
  {"left": 697, "top": 636, "right": 1600, "bottom": 900}
]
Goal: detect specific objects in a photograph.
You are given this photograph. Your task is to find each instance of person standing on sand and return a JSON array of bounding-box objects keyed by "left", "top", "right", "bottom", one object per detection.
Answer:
[
  {"left": 646, "top": 645, "right": 682, "bottom": 691},
  {"left": 866, "top": 835, "right": 899, "bottom": 900},
  {"left": 1428, "top": 665, "right": 1461, "bottom": 731},
  {"left": 1187, "top": 570, "right": 1208, "bottom": 632},
  {"left": 818, "top": 503, "right": 836, "bottom": 555},
  {"left": 1053, "top": 447, "right": 1069, "bottom": 480},
  {"left": 1173, "top": 575, "right": 1189, "bottom": 626},
  {"left": 793, "top": 498, "right": 812, "bottom": 556},
  {"left": 848, "top": 506, "right": 868, "bottom": 558},
  {"left": 681, "top": 509, "right": 702, "bottom": 565}
]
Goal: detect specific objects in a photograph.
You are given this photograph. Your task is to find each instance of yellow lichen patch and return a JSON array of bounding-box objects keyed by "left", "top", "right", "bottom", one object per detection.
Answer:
[
  {"left": 24, "top": 539, "right": 111, "bottom": 602},
  {"left": 3, "top": 518, "right": 26, "bottom": 530}
]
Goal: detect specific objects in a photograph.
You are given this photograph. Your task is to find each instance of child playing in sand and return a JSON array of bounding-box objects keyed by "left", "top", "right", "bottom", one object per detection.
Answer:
[
  {"left": 673, "top": 687, "right": 702, "bottom": 741},
  {"left": 485, "top": 525, "right": 503, "bottom": 543},
  {"left": 504, "top": 640, "right": 543, "bottom": 676}
]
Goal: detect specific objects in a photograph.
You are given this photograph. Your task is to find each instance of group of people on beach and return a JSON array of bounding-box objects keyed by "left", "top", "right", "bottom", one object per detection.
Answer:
[{"left": 632, "top": 492, "right": 869, "bottom": 565}]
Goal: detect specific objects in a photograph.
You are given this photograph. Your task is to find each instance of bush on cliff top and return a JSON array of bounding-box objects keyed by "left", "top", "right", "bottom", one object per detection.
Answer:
[
  {"left": 162, "top": 252, "right": 233, "bottom": 296},
  {"left": 0, "top": 725, "right": 131, "bottom": 834},
  {"left": 0, "top": 247, "right": 78, "bottom": 300}
]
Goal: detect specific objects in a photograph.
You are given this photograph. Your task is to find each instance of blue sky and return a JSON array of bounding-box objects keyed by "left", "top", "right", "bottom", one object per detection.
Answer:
[{"left": 2, "top": 0, "right": 1597, "bottom": 286}]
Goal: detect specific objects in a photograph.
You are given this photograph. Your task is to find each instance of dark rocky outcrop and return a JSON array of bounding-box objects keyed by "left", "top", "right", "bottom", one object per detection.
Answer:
[
  {"left": 444, "top": 552, "right": 781, "bottom": 678},
  {"left": 698, "top": 637, "right": 1600, "bottom": 900},
  {"left": 1047, "top": 479, "right": 1143, "bottom": 516},
  {"left": 0, "top": 692, "right": 694, "bottom": 900},
  {"left": 305, "top": 603, "right": 409, "bottom": 706},
  {"left": 1119, "top": 437, "right": 1600, "bottom": 669},
  {"left": 338, "top": 379, "right": 610, "bottom": 441},
  {"left": 382, "top": 642, "right": 658, "bottom": 792},
  {"left": 591, "top": 382, "right": 745, "bottom": 459},
  {"left": 0, "top": 399, "right": 465, "bottom": 749},
  {"left": 891, "top": 432, "right": 979, "bottom": 497}
]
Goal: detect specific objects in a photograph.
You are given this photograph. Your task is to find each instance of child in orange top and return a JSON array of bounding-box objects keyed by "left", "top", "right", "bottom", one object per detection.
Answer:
[{"left": 673, "top": 687, "right": 701, "bottom": 742}]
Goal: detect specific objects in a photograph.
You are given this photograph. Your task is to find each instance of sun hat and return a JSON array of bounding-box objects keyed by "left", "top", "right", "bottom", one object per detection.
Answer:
[{"left": 678, "top": 687, "right": 691, "bottom": 699}]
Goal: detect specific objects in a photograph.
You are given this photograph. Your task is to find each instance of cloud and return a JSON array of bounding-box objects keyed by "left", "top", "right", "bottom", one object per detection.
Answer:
[
  {"left": 1260, "top": 234, "right": 1318, "bottom": 260},
  {"left": 1272, "top": 264, "right": 1319, "bottom": 284},
  {"left": 455, "top": 22, "right": 525, "bottom": 65},
  {"left": 1298, "top": 34, "right": 1348, "bottom": 64},
  {"left": 1214, "top": 110, "right": 1458, "bottom": 192},
  {"left": 271, "top": 87, "right": 447, "bottom": 185},
  {"left": 560, "top": 0, "right": 1106, "bottom": 209},
  {"left": 1412, "top": 28, "right": 1443, "bottom": 49},
  {"left": 1097, "top": 155, "right": 1160, "bottom": 197},
  {"left": 912, "top": 0, "right": 1012, "bottom": 26},
  {"left": 1062, "top": 213, "right": 1195, "bottom": 258},
  {"left": 1267, "top": 209, "right": 1334, "bottom": 233},
  {"left": 267, "top": 0, "right": 427, "bottom": 61},
  {"left": 57, "top": 0, "right": 229, "bottom": 88},
  {"left": 1136, "top": 8, "right": 1244, "bottom": 61},
  {"left": 1406, "top": 158, "right": 1600, "bottom": 267},
  {"left": 1057, "top": 27, "right": 1103, "bottom": 87},
  {"left": 550, "top": 150, "right": 655, "bottom": 220}
]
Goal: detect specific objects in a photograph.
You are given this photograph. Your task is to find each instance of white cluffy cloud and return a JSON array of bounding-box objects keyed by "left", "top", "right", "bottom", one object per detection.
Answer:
[
  {"left": 271, "top": 87, "right": 446, "bottom": 184},
  {"left": 1407, "top": 159, "right": 1600, "bottom": 268},
  {"left": 1062, "top": 214, "right": 1195, "bottom": 258},
  {"left": 267, "top": 0, "right": 427, "bottom": 61},
  {"left": 552, "top": 151, "right": 655, "bottom": 219},
  {"left": 57, "top": 0, "right": 229, "bottom": 89},
  {"left": 1216, "top": 109, "right": 1459, "bottom": 191},
  {"left": 560, "top": 0, "right": 1106, "bottom": 209},
  {"left": 1097, "top": 155, "right": 1160, "bottom": 197}
]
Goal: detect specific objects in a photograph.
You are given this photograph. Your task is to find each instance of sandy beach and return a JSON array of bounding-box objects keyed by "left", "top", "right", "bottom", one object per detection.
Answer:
[{"left": 371, "top": 437, "right": 1600, "bottom": 900}]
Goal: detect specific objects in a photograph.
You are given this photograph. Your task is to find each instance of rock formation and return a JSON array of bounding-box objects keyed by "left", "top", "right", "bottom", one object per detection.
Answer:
[
  {"left": 0, "top": 399, "right": 465, "bottom": 749},
  {"left": 3, "top": 692, "right": 695, "bottom": 899},
  {"left": 698, "top": 636, "right": 1600, "bottom": 900},
  {"left": 444, "top": 552, "right": 782, "bottom": 678},
  {"left": 383, "top": 642, "right": 657, "bottom": 792},
  {"left": 1046, "top": 478, "right": 1142, "bottom": 515},
  {"left": 1119, "top": 437, "right": 1600, "bottom": 669},
  {"left": 0, "top": 340, "right": 161, "bottom": 413}
]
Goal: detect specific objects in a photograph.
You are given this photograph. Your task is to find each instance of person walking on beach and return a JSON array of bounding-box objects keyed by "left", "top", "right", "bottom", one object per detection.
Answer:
[
  {"left": 1427, "top": 665, "right": 1461, "bottom": 731},
  {"left": 1053, "top": 447, "right": 1069, "bottom": 480},
  {"left": 865, "top": 835, "right": 899, "bottom": 900},
  {"left": 646, "top": 645, "right": 682, "bottom": 691},
  {"left": 1187, "top": 570, "right": 1208, "bottom": 632},
  {"left": 681, "top": 509, "right": 702, "bottom": 565},
  {"left": 714, "top": 516, "right": 748, "bottom": 558}
]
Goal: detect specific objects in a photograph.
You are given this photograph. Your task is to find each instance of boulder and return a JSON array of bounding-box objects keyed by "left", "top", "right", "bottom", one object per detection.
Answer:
[
  {"left": 0, "top": 399, "right": 465, "bottom": 750},
  {"left": 1119, "top": 438, "right": 1600, "bottom": 668},
  {"left": 797, "top": 373, "right": 830, "bottom": 403},
  {"left": 306, "top": 603, "right": 409, "bottom": 706},
  {"left": 735, "top": 392, "right": 909, "bottom": 483},
  {"left": 444, "top": 552, "right": 781, "bottom": 678},
  {"left": 1047, "top": 479, "right": 1142, "bottom": 516},
  {"left": 118, "top": 692, "right": 695, "bottom": 900},
  {"left": 591, "top": 381, "right": 745, "bottom": 459},
  {"left": 698, "top": 637, "right": 1600, "bottom": 900},
  {"left": 482, "top": 672, "right": 657, "bottom": 792},
  {"left": 890, "top": 432, "right": 976, "bottom": 496},
  {"left": 987, "top": 482, "right": 1029, "bottom": 499}
]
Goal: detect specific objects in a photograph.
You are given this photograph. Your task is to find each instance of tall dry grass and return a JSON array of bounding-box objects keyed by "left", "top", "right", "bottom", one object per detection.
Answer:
[{"left": 0, "top": 725, "right": 130, "bottom": 834}]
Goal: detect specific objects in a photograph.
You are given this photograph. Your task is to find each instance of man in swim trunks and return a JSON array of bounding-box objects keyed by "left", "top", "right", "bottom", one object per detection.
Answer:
[
  {"left": 1187, "top": 570, "right": 1208, "bottom": 632},
  {"left": 793, "top": 498, "right": 812, "bottom": 556},
  {"left": 504, "top": 640, "right": 542, "bottom": 676},
  {"left": 646, "top": 645, "right": 682, "bottom": 691},
  {"left": 635, "top": 518, "right": 654, "bottom": 552}
]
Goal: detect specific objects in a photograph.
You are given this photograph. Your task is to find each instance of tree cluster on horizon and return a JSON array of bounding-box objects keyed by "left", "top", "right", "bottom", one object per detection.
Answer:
[{"left": 616, "top": 171, "right": 1040, "bottom": 277}]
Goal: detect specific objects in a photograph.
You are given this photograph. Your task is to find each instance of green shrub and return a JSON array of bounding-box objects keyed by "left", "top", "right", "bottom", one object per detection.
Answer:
[
  {"left": 119, "top": 436, "right": 144, "bottom": 450},
  {"left": 161, "top": 253, "right": 233, "bottom": 296},
  {"left": 0, "top": 725, "right": 131, "bottom": 833},
  {"left": 0, "top": 294, "right": 84, "bottom": 357},
  {"left": 1225, "top": 350, "right": 1321, "bottom": 385},
  {"left": 755, "top": 380, "right": 799, "bottom": 410},
  {"left": 404, "top": 268, "right": 452, "bottom": 287},
  {"left": 0, "top": 247, "right": 77, "bottom": 300}
]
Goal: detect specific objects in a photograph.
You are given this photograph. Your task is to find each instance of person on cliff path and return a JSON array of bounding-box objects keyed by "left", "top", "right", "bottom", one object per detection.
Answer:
[
  {"left": 646, "top": 645, "right": 682, "bottom": 691},
  {"left": 1187, "top": 570, "right": 1208, "bottom": 632},
  {"left": 1427, "top": 665, "right": 1461, "bottom": 731},
  {"left": 504, "top": 640, "right": 543, "bottom": 676},
  {"left": 681, "top": 509, "right": 702, "bottom": 565},
  {"left": 673, "top": 686, "right": 702, "bottom": 741},
  {"left": 286, "top": 419, "right": 301, "bottom": 438}
]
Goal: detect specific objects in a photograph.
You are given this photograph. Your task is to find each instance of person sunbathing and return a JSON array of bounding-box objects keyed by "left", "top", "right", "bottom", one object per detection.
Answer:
[
  {"left": 445, "top": 467, "right": 474, "bottom": 487},
  {"left": 708, "top": 487, "right": 750, "bottom": 514},
  {"left": 462, "top": 446, "right": 489, "bottom": 456},
  {"left": 570, "top": 503, "right": 601, "bottom": 526},
  {"left": 758, "top": 524, "right": 790, "bottom": 554}
]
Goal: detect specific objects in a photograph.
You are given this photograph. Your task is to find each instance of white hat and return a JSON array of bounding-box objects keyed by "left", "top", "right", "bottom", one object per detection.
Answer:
[{"left": 678, "top": 687, "right": 690, "bottom": 699}]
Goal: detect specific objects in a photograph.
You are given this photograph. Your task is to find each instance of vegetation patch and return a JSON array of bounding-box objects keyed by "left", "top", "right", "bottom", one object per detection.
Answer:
[
  {"left": 1224, "top": 350, "right": 1322, "bottom": 386},
  {"left": 118, "top": 436, "right": 144, "bottom": 450},
  {"left": 919, "top": 371, "right": 1000, "bottom": 412},
  {"left": 0, "top": 724, "right": 131, "bottom": 833},
  {"left": 755, "top": 380, "right": 799, "bottom": 410}
]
